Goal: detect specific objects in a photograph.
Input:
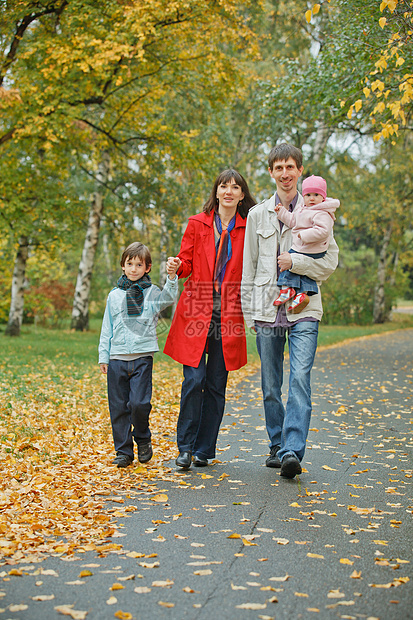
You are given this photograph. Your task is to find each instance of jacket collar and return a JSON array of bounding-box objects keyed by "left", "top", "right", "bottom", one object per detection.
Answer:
[
  {"left": 266, "top": 192, "right": 303, "bottom": 212},
  {"left": 196, "top": 210, "right": 246, "bottom": 229}
]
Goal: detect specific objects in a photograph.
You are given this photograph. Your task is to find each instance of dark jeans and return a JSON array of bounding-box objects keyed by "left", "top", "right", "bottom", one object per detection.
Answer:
[
  {"left": 107, "top": 357, "right": 153, "bottom": 458},
  {"left": 176, "top": 314, "right": 228, "bottom": 459}
]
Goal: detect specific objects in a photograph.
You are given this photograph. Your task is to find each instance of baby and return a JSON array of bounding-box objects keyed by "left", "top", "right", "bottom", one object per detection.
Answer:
[{"left": 273, "top": 175, "right": 340, "bottom": 313}]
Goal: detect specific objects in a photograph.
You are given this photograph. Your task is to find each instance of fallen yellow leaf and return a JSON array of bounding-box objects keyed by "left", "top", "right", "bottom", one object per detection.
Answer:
[
  {"left": 150, "top": 494, "right": 168, "bottom": 503},
  {"left": 114, "top": 612, "right": 133, "bottom": 620},
  {"left": 54, "top": 605, "right": 88, "bottom": 619},
  {"left": 78, "top": 570, "right": 93, "bottom": 578}
]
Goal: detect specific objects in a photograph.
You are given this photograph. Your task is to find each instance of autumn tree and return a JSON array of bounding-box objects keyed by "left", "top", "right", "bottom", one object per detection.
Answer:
[{"left": 1, "top": 0, "right": 263, "bottom": 331}]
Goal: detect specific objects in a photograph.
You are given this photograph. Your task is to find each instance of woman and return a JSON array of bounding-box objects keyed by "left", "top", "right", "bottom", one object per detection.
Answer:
[{"left": 164, "top": 169, "right": 255, "bottom": 468}]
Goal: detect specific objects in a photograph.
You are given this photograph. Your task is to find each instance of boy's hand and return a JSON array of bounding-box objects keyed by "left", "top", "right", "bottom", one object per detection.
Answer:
[
  {"left": 100, "top": 363, "right": 108, "bottom": 374},
  {"left": 278, "top": 252, "right": 292, "bottom": 272},
  {"left": 166, "top": 256, "right": 181, "bottom": 279}
]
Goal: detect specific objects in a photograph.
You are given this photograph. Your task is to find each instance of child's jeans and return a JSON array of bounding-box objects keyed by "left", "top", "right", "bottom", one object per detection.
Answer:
[
  {"left": 107, "top": 357, "right": 153, "bottom": 458},
  {"left": 277, "top": 249, "right": 326, "bottom": 295}
]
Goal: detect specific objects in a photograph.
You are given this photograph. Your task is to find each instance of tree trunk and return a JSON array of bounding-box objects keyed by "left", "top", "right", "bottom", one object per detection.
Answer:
[
  {"left": 158, "top": 210, "right": 167, "bottom": 288},
  {"left": 373, "top": 227, "right": 392, "bottom": 324},
  {"left": 5, "top": 237, "right": 29, "bottom": 337},
  {"left": 71, "top": 152, "right": 110, "bottom": 331},
  {"left": 312, "top": 121, "right": 331, "bottom": 165}
]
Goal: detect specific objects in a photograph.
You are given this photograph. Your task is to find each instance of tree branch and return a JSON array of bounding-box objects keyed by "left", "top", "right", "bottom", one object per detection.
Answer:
[{"left": 0, "top": 1, "right": 68, "bottom": 87}]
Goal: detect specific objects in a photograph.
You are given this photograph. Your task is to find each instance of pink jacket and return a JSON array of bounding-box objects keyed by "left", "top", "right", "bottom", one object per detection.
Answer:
[{"left": 277, "top": 198, "right": 340, "bottom": 254}]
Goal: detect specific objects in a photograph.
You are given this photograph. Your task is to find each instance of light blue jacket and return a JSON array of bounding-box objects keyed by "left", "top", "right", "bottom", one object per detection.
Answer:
[{"left": 98, "top": 276, "right": 178, "bottom": 364}]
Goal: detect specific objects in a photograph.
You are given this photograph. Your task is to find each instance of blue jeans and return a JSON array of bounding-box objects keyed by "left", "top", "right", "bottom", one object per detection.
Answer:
[
  {"left": 255, "top": 320, "right": 319, "bottom": 462},
  {"left": 107, "top": 357, "right": 153, "bottom": 458},
  {"left": 176, "top": 315, "right": 229, "bottom": 460}
]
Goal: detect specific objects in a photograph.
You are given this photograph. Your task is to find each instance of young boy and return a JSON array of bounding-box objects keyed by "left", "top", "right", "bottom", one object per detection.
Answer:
[
  {"left": 99, "top": 242, "right": 179, "bottom": 468},
  {"left": 273, "top": 174, "right": 340, "bottom": 313}
]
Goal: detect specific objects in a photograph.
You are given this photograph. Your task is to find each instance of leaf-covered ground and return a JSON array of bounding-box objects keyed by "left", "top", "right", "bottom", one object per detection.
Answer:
[
  {"left": 0, "top": 330, "right": 412, "bottom": 619},
  {"left": 0, "top": 358, "right": 259, "bottom": 563}
]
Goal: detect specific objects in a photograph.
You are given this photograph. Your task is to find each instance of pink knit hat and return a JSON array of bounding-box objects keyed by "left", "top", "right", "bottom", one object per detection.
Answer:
[{"left": 302, "top": 175, "right": 327, "bottom": 200}]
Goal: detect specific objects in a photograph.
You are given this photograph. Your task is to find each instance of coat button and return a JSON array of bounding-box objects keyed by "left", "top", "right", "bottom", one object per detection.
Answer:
[
  {"left": 231, "top": 268, "right": 236, "bottom": 273},
  {"left": 186, "top": 291, "right": 192, "bottom": 297}
]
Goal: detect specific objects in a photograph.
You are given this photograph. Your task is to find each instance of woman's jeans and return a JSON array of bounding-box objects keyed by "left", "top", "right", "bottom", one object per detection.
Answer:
[
  {"left": 255, "top": 320, "right": 319, "bottom": 462},
  {"left": 176, "top": 315, "right": 228, "bottom": 460},
  {"left": 107, "top": 357, "right": 153, "bottom": 458}
]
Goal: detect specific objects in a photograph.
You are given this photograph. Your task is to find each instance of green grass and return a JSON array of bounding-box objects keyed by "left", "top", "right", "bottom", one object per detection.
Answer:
[{"left": 1, "top": 312, "right": 412, "bottom": 375}]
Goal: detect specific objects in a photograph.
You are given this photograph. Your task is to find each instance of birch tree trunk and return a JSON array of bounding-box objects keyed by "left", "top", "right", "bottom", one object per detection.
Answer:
[
  {"left": 312, "top": 121, "right": 332, "bottom": 165},
  {"left": 158, "top": 210, "right": 167, "bottom": 289},
  {"left": 373, "top": 227, "right": 392, "bottom": 324},
  {"left": 71, "top": 152, "right": 110, "bottom": 331},
  {"left": 5, "top": 236, "right": 29, "bottom": 337}
]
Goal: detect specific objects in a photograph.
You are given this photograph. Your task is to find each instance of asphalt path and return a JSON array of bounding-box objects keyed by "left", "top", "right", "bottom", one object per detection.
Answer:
[{"left": 1, "top": 329, "right": 412, "bottom": 620}]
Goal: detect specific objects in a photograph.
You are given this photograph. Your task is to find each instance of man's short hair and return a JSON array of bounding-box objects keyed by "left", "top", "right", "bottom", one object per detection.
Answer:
[
  {"left": 268, "top": 143, "right": 303, "bottom": 171},
  {"left": 120, "top": 242, "right": 152, "bottom": 269}
]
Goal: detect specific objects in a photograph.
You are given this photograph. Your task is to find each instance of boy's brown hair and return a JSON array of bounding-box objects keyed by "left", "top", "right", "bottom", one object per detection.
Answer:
[
  {"left": 120, "top": 242, "right": 152, "bottom": 271},
  {"left": 268, "top": 143, "right": 303, "bottom": 171}
]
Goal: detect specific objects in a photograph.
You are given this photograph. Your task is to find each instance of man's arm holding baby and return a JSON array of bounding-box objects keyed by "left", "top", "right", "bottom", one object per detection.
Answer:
[{"left": 278, "top": 235, "right": 339, "bottom": 282}]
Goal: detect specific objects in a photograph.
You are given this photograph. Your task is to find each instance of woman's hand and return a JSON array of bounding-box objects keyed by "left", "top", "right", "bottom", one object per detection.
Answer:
[{"left": 166, "top": 256, "right": 181, "bottom": 279}]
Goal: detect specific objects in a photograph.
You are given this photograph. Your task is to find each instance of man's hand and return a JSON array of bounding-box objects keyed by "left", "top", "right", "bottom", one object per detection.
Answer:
[{"left": 278, "top": 252, "right": 292, "bottom": 272}]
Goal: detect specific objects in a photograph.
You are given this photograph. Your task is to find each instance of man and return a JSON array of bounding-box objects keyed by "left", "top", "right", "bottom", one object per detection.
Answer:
[{"left": 241, "top": 143, "right": 339, "bottom": 479}]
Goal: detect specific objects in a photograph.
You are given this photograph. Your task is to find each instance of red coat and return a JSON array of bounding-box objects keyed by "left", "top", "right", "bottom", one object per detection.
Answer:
[{"left": 164, "top": 211, "right": 247, "bottom": 371}]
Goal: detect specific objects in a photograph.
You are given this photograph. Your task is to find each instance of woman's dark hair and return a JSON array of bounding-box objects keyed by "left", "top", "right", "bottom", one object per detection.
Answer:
[{"left": 203, "top": 168, "right": 256, "bottom": 219}]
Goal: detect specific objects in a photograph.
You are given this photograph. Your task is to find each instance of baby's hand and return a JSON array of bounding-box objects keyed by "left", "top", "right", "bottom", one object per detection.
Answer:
[
  {"left": 166, "top": 256, "right": 181, "bottom": 279},
  {"left": 274, "top": 203, "right": 282, "bottom": 213},
  {"left": 297, "top": 232, "right": 301, "bottom": 240}
]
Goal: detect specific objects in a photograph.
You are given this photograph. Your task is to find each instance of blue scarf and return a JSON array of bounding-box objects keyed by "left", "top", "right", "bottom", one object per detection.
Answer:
[
  {"left": 213, "top": 213, "right": 236, "bottom": 293},
  {"left": 117, "top": 273, "right": 152, "bottom": 316}
]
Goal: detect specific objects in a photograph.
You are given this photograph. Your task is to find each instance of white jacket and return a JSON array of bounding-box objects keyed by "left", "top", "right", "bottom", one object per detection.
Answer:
[{"left": 241, "top": 193, "right": 339, "bottom": 328}]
